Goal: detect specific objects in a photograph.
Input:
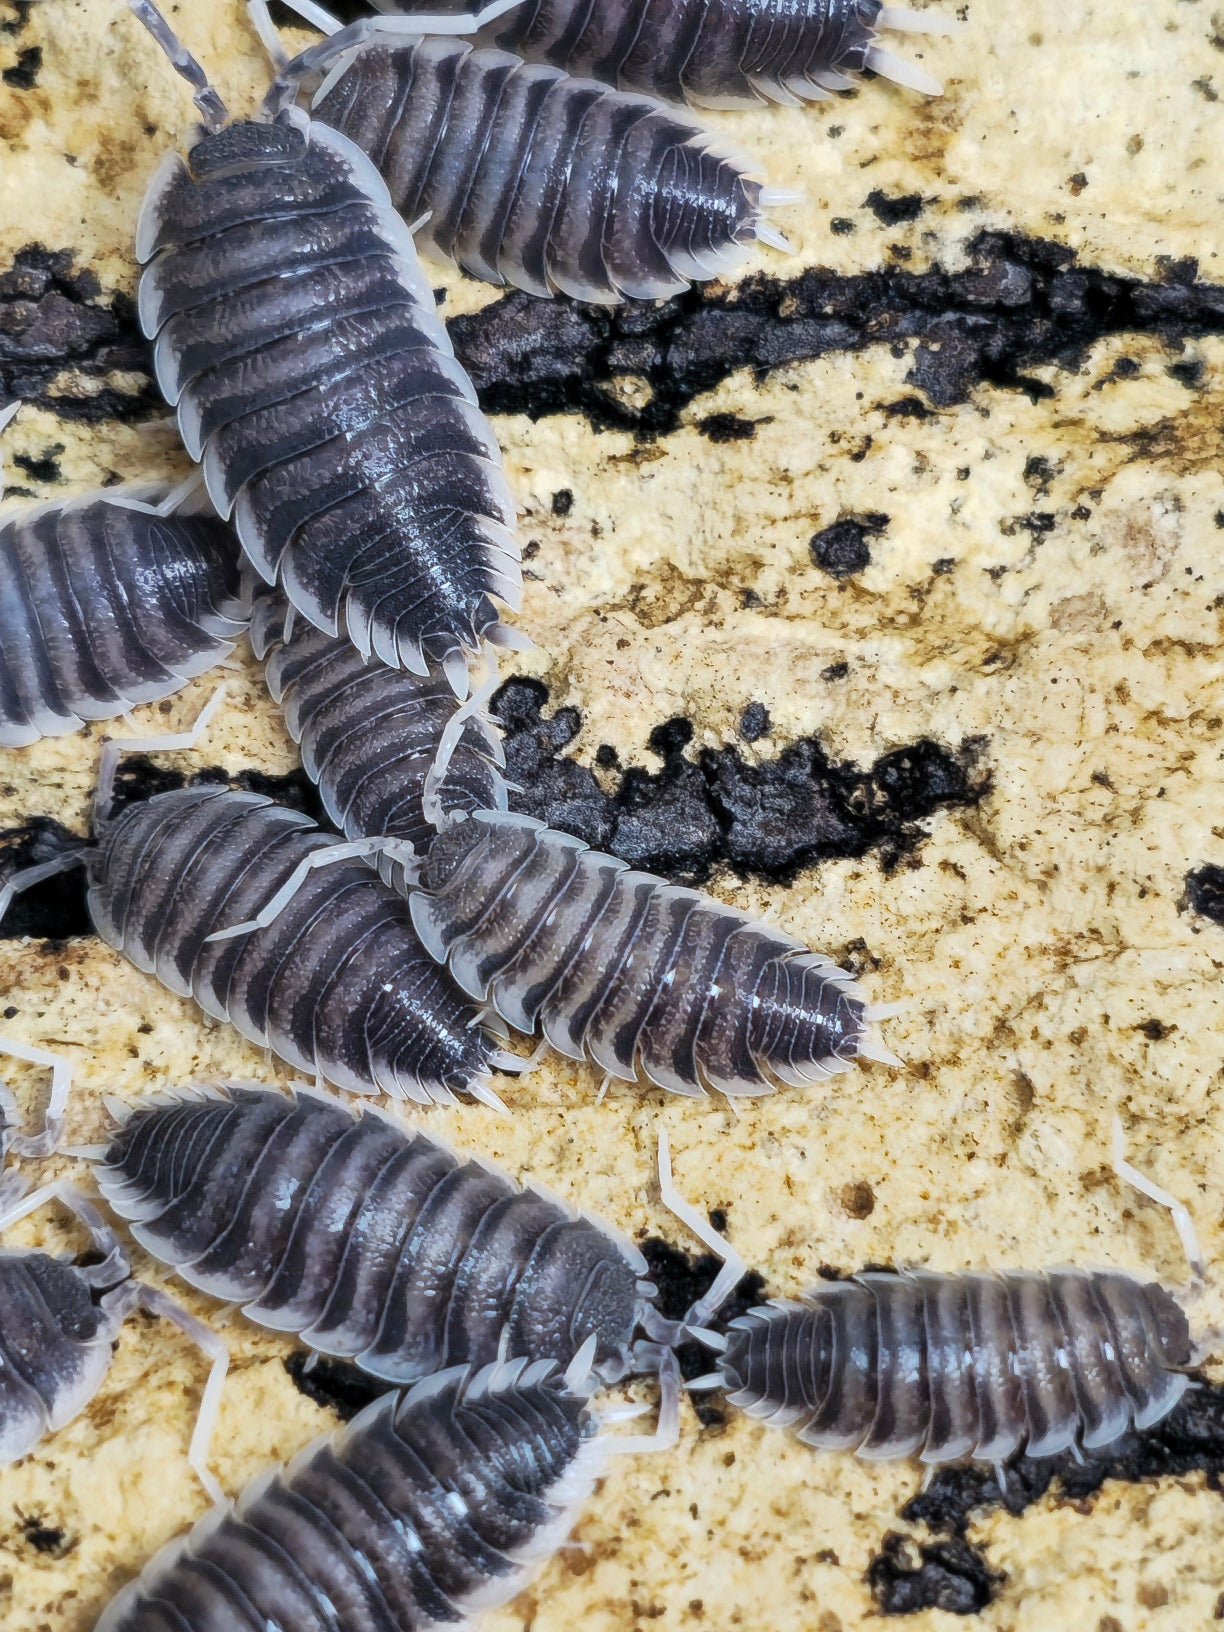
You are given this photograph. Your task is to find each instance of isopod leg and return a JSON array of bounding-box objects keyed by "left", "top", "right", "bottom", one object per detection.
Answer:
[
  {"left": 128, "top": 0, "right": 229, "bottom": 131},
  {"left": 0, "top": 1179, "right": 130, "bottom": 1286},
  {"left": 1112, "top": 1114, "right": 1206, "bottom": 1285},
  {"left": 599, "top": 1346, "right": 681, "bottom": 1456},
  {"left": 205, "top": 836, "right": 419, "bottom": 941},
  {"left": 0, "top": 1037, "right": 74, "bottom": 1157},
  {"left": 0, "top": 853, "right": 89, "bottom": 936},
  {"left": 422, "top": 656, "right": 504, "bottom": 831},
  {"left": 653, "top": 1129, "right": 748, "bottom": 1335},
  {"left": 94, "top": 682, "right": 229, "bottom": 836}
]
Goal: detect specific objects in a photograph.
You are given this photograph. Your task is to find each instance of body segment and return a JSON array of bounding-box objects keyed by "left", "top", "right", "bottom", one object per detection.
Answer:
[
  {"left": 0, "top": 493, "right": 246, "bottom": 748},
  {"left": 96, "top": 1082, "right": 650, "bottom": 1381},
  {"left": 714, "top": 1269, "right": 1194, "bottom": 1464}
]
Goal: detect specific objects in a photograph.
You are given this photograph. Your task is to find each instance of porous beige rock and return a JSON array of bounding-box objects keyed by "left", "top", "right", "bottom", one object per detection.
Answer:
[{"left": 1, "top": 0, "right": 1223, "bottom": 1628}]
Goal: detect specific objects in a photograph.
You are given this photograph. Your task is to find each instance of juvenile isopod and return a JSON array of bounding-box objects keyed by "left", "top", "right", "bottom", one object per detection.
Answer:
[
  {"left": 364, "top": 0, "right": 949, "bottom": 106},
  {"left": 669, "top": 1125, "right": 1209, "bottom": 1471},
  {"left": 127, "top": 0, "right": 528, "bottom": 694},
  {"left": 258, "top": 2, "right": 793, "bottom": 303},
  {"left": 94, "top": 1355, "right": 674, "bottom": 1632},
  {"left": 93, "top": 1078, "right": 680, "bottom": 1385},
  {"left": 0, "top": 702, "right": 520, "bottom": 1109},
  {"left": 252, "top": 592, "right": 508, "bottom": 864},
  {"left": 0, "top": 405, "right": 248, "bottom": 748},
  {"left": 0, "top": 1163, "right": 226, "bottom": 1498}
]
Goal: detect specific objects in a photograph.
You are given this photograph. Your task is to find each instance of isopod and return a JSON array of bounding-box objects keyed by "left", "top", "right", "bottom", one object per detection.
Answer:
[
  {"left": 0, "top": 703, "right": 520, "bottom": 1109},
  {"left": 398, "top": 810, "right": 898, "bottom": 1100},
  {"left": 260, "top": 2, "right": 792, "bottom": 303},
  {"left": 0, "top": 405, "right": 248, "bottom": 749},
  {"left": 94, "top": 1355, "right": 673, "bottom": 1632},
  {"left": 673, "top": 1124, "right": 1208, "bottom": 1469},
  {"left": 128, "top": 0, "right": 527, "bottom": 694},
  {"left": 94, "top": 1079, "right": 675, "bottom": 1385},
  {"left": 251, "top": 592, "right": 508, "bottom": 863},
  {"left": 364, "top": 0, "right": 947, "bottom": 106},
  {"left": 0, "top": 1167, "right": 226, "bottom": 1498}
]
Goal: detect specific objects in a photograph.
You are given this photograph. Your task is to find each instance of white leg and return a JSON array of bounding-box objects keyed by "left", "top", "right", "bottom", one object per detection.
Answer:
[
  {"left": 601, "top": 1348, "right": 681, "bottom": 1457},
  {"left": 422, "top": 656, "right": 502, "bottom": 831},
  {"left": 0, "top": 1180, "right": 130, "bottom": 1285},
  {"left": 0, "top": 853, "right": 87, "bottom": 931},
  {"left": 0, "top": 1036, "right": 73, "bottom": 1157},
  {"left": 1112, "top": 1114, "right": 1206, "bottom": 1284},
  {"left": 128, "top": 0, "right": 229, "bottom": 130},
  {"left": 274, "top": 0, "right": 343, "bottom": 35},
  {"left": 119, "top": 1283, "right": 229, "bottom": 1505},
  {"left": 657, "top": 1129, "right": 748, "bottom": 1331},
  {"left": 94, "top": 682, "right": 229, "bottom": 835},
  {"left": 205, "top": 838, "right": 417, "bottom": 941}
]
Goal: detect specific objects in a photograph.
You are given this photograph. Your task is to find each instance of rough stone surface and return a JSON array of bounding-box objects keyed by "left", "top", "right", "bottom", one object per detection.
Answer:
[{"left": 1, "top": 1, "right": 1224, "bottom": 1628}]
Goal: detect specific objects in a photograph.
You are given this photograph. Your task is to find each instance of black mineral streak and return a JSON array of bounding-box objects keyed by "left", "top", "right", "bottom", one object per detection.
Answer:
[
  {"left": 639, "top": 1235, "right": 767, "bottom": 1428},
  {"left": 869, "top": 1532, "right": 1000, "bottom": 1616},
  {"left": 0, "top": 247, "right": 158, "bottom": 424},
  {"left": 809, "top": 512, "right": 890, "bottom": 579},
  {"left": 866, "top": 1376, "right": 1224, "bottom": 1616},
  {"left": 1184, "top": 864, "right": 1224, "bottom": 925},
  {"left": 494, "top": 678, "right": 987, "bottom": 884},
  {"left": 449, "top": 231, "right": 1224, "bottom": 435},
  {"left": 284, "top": 1351, "right": 387, "bottom": 1424}
]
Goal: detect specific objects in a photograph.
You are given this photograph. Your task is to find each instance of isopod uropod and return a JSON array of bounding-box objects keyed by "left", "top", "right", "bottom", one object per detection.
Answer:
[
  {"left": 262, "top": 2, "right": 793, "bottom": 304},
  {"left": 94, "top": 1357, "right": 672, "bottom": 1632},
  {"left": 0, "top": 405, "right": 248, "bottom": 749},
  {"left": 368, "top": 0, "right": 947, "bottom": 107},
  {"left": 128, "top": 0, "right": 527, "bottom": 695},
  {"left": 94, "top": 1079, "right": 677, "bottom": 1385}
]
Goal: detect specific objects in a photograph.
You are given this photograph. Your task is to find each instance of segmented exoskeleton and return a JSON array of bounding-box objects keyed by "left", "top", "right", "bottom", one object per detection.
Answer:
[
  {"left": 94, "top": 1360, "right": 630, "bottom": 1632},
  {"left": 368, "top": 0, "right": 946, "bottom": 106},
  {"left": 95, "top": 1081, "right": 665, "bottom": 1383},
  {"left": 252, "top": 593, "right": 507, "bottom": 863},
  {"left": 0, "top": 406, "right": 247, "bottom": 747},
  {"left": 705, "top": 1269, "right": 1195, "bottom": 1465},
  {"left": 406, "top": 810, "right": 897, "bottom": 1099},
  {"left": 265, "top": 6, "right": 791, "bottom": 303},
  {"left": 0, "top": 1171, "right": 226, "bottom": 1497},
  {"left": 129, "top": 0, "right": 525, "bottom": 694}
]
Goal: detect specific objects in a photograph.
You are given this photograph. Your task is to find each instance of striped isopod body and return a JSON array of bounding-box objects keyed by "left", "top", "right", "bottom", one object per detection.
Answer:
[
  {"left": 372, "top": 0, "right": 945, "bottom": 106},
  {"left": 95, "top": 1081, "right": 658, "bottom": 1383},
  {"left": 406, "top": 810, "right": 897, "bottom": 1099},
  {"left": 0, "top": 1175, "right": 226, "bottom": 1497},
  {"left": 251, "top": 593, "right": 507, "bottom": 866},
  {"left": 94, "top": 1360, "right": 617, "bottom": 1632},
  {"left": 281, "top": 20, "right": 790, "bottom": 303},
  {"left": 0, "top": 476, "right": 247, "bottom": 748},
  {"left": 129, "top": 1, "right": 525, "bottom": 692},
  {"left": 705, "top": 1269, "right": 1196, "bottom": 1465},
  {"left": 84, "top": 782, "right": 511, "bottom": 1107}
]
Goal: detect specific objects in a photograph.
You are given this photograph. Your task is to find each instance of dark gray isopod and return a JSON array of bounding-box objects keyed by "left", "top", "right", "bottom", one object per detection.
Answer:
[
  {"left": 0, "top": 468, "right": 248, "bottom": 748},
  {"left": 251, "top": 593, "right": 507, "bottom": 868},
  {"left": 93, "top": 1360, "right": 636, "bottom": 1632},
  {"left": 269, "top": 12, "right": 791, "bottom": 303},
  {"left": 369, "top": 0, "right": 946, "bottom": 106},
  {"left": 406, "top": 810, "right": 898, "bottom": 1100},
  {"left": 129, "top": 0, "right": 524, "bottom": 693},
  {"left": 95, "top": 1081, "right": 661, "bottom": 1384}
]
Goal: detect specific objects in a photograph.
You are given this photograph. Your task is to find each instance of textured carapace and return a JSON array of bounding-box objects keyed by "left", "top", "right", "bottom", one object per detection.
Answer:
[
  {"left": 0, "top": 491, "right": 247, "bottom": 748},
  {"left": 712, "top": 1270, "right": 1194, "bottom": 1465},
  {"left": 96, "top": 1081, "right": 652, "bottom": 1383},
  {"left": 305, "top": 33, "right": 787, "bottom": 302},
  {"left": 94, "top": 1360, "right": 602, "bottom": 1632},
  {"left": 87, "top": 784, "right": 503, "bottom": 1106},
  {"left": 371, "top": 0, "right": 944, "bottom": 106},
  {"left": 252, "top": 593, "right": 507, "bottom": 864},
  {"left": 409, "top": 811, "right": 892, "bottom": 1098},
  {"left": 133, "top": 18, "right": 523, "bottom": 689}
]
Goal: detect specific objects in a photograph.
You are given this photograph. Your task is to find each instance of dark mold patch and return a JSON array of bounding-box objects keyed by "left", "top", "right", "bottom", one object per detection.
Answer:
[
  {"left": 1184, "top": 864, "right": 1224, "bottom": 925},
  {"left": 494, "top": 678, "right": 988, "bottom": 885},
  {"left": 550, "top": 487, "right": 574, "bottom": 516},
  {"left": 449, "top": 230, "right": 1224, "bottom": 435},
  {"left": 284, "top": 1351, "right": 387, "bottom": 1424},
  {"left": 738, "top": 702, "right": 771, "bottom": 742},
  {"left": 868, "top": 1532, "right": 1000, "bottom": 1616},
  {"left": 0, "top": 1, "right": 34, "bottom": 34},
  {"left": 17, "top": 1511, "right": 74, "bottom": 1559},
  {"left": 809, "top": 512, "right": 890, "bottom": 579},
  {"left": 639, "top": 1235, "right": 766, "bottom": 1428},
  {"left": 864, "top": 189, "right": 927, "bottom": 226},
  {"left": 12, "top": 443, "right": 63, "bottom": 484},
  {"left": 696, "top": 412, "right": 763, "bottom": 443},
  {"left": 2, "top": 41, "right": 39, "bottom": 87},
  {"left": 0, "top": 246, "right": 157, "bottom": 423}
]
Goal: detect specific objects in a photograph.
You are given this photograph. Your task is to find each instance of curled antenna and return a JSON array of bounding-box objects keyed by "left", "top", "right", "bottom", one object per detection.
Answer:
[{"left": 129, "top": 0, "right": 229, "bottom": 133}]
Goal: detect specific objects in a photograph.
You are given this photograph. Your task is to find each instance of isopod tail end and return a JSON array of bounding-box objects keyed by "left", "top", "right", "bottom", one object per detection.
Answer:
[
  {"left": 865, "top": 43, "right": 943, "bottom": 95},
  {"left": 878, "top": 5, "right": 963, "bottom": 36},
  {"left": 856, "top": 1029, "right": 903, "bottom": 1069}
]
